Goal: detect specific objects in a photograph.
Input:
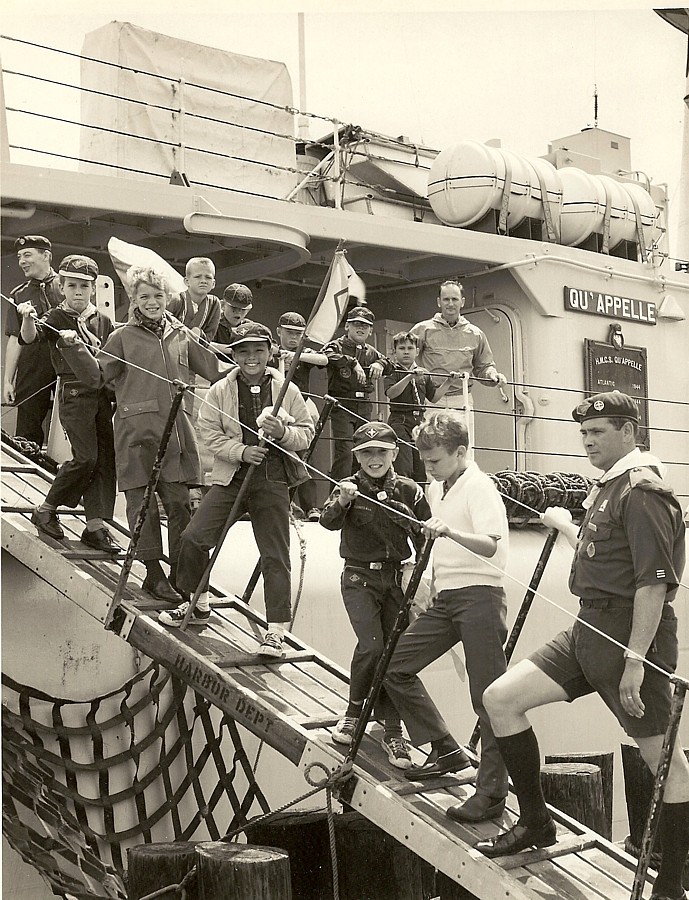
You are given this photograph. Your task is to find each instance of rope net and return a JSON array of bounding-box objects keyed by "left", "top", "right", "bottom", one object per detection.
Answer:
[{"left": 2, "top": 661, "right": 270, "bottom": 896}]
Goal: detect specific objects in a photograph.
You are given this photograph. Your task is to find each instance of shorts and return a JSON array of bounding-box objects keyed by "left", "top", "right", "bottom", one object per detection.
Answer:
[{"left": 529, "top": 603, "right": 678, "bottom": 738}]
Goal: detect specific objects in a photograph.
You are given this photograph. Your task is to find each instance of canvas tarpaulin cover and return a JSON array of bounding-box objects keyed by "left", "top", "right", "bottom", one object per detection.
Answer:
[{"left": 79, "top": 22, "right": 297, "bottom": 199}]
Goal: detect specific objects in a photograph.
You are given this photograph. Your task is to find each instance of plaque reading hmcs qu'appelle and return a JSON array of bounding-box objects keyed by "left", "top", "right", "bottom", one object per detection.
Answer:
[
  {"left": 584, "top": 339, "right": 650, "bottom": 449},
  {"left": 564, "top": 286, "right": 657, "bottom": 325}
]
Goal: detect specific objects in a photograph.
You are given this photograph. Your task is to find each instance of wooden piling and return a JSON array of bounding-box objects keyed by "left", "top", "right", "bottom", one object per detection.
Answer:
[
  {"left": 127, "top": 841, "right": 198, "bottom": 900},
  {"left": 545, "top": 751, "right": 614, "bottom": 839},
  {"left": 245, "top": 808, "right": 435, "bottom": 900},
  {"left": 540, "top": 762, "right": 607, "bottom": 836},
  {"left": 196, "top": 842, "right": 291, "bottom": 900}
]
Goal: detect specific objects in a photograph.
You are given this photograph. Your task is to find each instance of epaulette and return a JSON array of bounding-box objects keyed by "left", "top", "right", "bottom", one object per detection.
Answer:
[{"left": 628, "top": 466, "right": 670, "bottom": 494}]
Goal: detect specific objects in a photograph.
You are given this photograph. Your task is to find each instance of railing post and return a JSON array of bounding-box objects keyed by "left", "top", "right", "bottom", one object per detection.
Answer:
[{"left": 630, "top": 677, "right": 688, "bottom": 900}]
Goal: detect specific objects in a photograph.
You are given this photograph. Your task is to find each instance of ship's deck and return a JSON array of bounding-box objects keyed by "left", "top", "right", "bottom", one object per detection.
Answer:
[{"left": 1, "top": 438, "right": 658, "bottom": 899}]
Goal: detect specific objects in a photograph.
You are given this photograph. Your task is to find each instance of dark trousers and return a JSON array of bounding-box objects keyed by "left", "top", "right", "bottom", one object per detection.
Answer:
[
  {"left": 389, "top": 418, "right": 425, "bottom": 482},
  {"left": 15, "top": 345, "right": 54, "bottom": 446},
  {"left": 385, "top": 585, "right": 509, "bottom": 799},
  {"left": 341, "top": 563, "right": 406, "bottom": 723},
  {"left": 176, "top": 475, "right": 292, "bottom": 623},
  {"left": 45, "top": 385, "right": 116, "bottom": 521},
  {"left": 329, "top": 401, "right": 372, "bottom": 483},
  {"left": 124, "top": 481, "right": 191, "bottom": 587},
  {"left": 294, "top": 475, "right": 318, "bottom": 512}
]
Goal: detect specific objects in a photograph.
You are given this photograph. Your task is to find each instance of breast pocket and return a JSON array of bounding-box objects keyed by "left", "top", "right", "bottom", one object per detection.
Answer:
[{"left": 579, "top": 521, "right": 611, "bottom": 560}]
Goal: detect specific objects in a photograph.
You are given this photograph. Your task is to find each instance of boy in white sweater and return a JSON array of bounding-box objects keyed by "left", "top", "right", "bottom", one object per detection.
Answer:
[{"left": 384, "top": 411, "right": 509, "bottom": 823}]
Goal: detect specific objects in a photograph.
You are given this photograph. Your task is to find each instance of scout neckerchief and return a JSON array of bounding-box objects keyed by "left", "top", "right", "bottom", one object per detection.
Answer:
[
  {"left": 582, "top": 447, "right": 666, "bottom": 510},
  {"left": 133, "top": 308, "right": 166, "bottom": 339},
  {"left": 58, "top": 301, "right": 101, "bottom": 351},
  {"left": 356, "top": 468, "right": 421, "bottom": 535}
]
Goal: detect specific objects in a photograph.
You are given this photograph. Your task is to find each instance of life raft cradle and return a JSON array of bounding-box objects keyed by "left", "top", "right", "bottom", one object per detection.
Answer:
[{"left": 0, "top": 434, "right": 677, "bottom": 900}]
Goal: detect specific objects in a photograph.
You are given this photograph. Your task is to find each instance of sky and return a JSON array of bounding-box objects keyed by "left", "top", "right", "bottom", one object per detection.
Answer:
[{"left": 2, "top": 1, "right": 687, "bottom": 253}]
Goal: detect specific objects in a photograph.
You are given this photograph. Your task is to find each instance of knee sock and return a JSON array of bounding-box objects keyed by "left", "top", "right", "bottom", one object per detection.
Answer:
[
  {"left": 495, "top": 727, "right": 549, "bottom": 826},
  {"left": 654, "top": 800, "right": 689, "bottom": 898}
]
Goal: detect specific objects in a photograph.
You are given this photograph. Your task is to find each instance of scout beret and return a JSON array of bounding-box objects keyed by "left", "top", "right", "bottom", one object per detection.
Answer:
[
  {"left": 572, "top": 391, "right": 639, "bottom": 424},
  {"left": 15, "top": 235, "right": 51, "bottom": 252},
  {"left": 58, "top": 254, "right": 99, "bottom": 281},
  {"left": 223, "top": 283, "right": 253, "bottom": 307},
  {"left": 353, "top": 421, "right": 398, "bottom": 451},
  {"left": 278, "top": 311, "right": 306, "bottom": 329},
  {"left": 229, "top": 321, "right": 274, "bottom": 347},
  {"left": 346, "top": 305, "right": 374, "bottom": 325}
]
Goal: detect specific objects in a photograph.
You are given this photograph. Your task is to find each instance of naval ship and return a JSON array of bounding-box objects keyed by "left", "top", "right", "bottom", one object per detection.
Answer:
[{"left": 1, "top": 12, "right": 688, "bottom": 900}]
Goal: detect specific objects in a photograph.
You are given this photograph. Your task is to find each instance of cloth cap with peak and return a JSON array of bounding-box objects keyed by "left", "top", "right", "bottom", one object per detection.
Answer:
[
  {"left": 346, "top": 306, "right": 375, "bottom": 325},
  {"left": 229, "top": 321, "right": 274, "bottom": 347},
  {"left": 278, "top": 311, "right": 306, "bottom": 329},
  {"left": 353, "top": 421, "right": 398, "bottom": 451},
  {"left": 15, "top": 235, "right": 51, "bottom": 252},
  {"left": 58, "top": 254, "right": 99, "bottom": 282},
  {"left": 223, "top": 283, "right": 253, "bottom": 307},
  {"left": 572, "top": 391, "right": 639, "bottom": 423}
]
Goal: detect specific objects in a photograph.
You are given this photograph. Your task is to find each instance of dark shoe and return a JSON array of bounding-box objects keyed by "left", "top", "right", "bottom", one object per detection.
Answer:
[
  {"left": 159, "top": 602, "right": 211, "bottom": 628},
  {"left": 80, "top": 527, "right": 121, "bottom": 555},
  {"left": 142, "top": 575, "right": 182, "bottom": 603},
  {"left": 650, "top": 892, "right": 688, "bottom": 900},
  {"left": 404, "top": 747, "right": 472, "bottom": 780},
  {"left": 31, "top": 508, "right": 64, "bottom": 540},
  {"left": 447, "top": 794, "right": 506, "bottom": 823},
  {"left": 475, "top": 818, "right": 557, "bottom": 858}
]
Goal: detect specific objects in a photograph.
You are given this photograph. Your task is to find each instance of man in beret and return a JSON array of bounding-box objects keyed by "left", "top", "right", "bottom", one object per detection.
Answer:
[
  {"left": 4, "top": 235, "right": 61, "bottom": 445},
  {"left": 476, "top": 392, "right": 689, "bottom": 900}
]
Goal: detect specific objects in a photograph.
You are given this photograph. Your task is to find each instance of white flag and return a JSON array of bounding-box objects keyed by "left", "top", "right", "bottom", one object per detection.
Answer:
[
  {"left": 304, "top": 251, "right": 365, "bottom": 346},
  {"left": 107, "top": 236, "right": 186, "bottom": 299}
]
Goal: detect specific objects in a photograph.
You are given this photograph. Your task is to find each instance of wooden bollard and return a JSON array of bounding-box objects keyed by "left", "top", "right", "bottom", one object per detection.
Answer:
[
  {"left": 196, "top": 842, "right": 291, "bottom": 900},
  {"left": 127, "top": 841, "right": 198, "bottom": 900},
  {"left": 540, "top": 762, "right": 607, "bottom": 836},
  {"left": 546, "top": 751, "right": 614, "bottom": 839}
]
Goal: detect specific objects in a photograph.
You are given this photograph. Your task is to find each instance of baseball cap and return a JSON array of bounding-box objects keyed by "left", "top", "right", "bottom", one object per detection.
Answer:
[
  {"left": 346, "top": 306, "right": 375, "bottom": 325},
  {"left": 352, "top": 421, "right": 398, "bottom": 451},
  {"left": 223, "top": 283, "right": 253, "bottom": 307},
  {"left": 278, "top": 311, "right": 306, "bottom": 329},
  {"left": 58, "top": 254, "right": 99, "bottom": 282},
  {"left": 572, "top": 391, "right": 639, "bottom": 424},
  {"left": 229, "top": 321, "right": 274, "bottom": 347},
  {"left": 15, "top": 235, "right": 51, "bottom": 252}
]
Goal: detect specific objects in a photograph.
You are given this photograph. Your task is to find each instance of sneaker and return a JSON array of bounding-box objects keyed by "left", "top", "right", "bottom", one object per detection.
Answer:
[
  {"left": 158, "top": 602, "right": 211, "bottom": 628},
  {"left": 31, "top": 507, "right": 64, "bottom": 540},
  {"left": 306, "top": 508, "right": 321, "bottom": 522},
  {"left": 381, "top": 734, "right": 413, "bottom": 770},
  {"left": 257, "top": 632, "right": 285, "bottom": 658},
  {"left": 332, "top": 716, "right": 358, "bottom": 746},
  {"left": 80, "top": 527, "right": 121, "bottom": 555}
]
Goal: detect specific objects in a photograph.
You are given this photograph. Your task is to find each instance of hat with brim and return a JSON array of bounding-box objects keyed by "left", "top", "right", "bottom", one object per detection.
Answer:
[
  {"left": 58, "top": 254, "right": 99, "bottom": 282},
  {"left": 278, "top": 311, "right": 306, "bottom": 330},
  {"left": 346, "top": 305, "right": 374, "bottom": 325},
  {"left": 223, "top": 283, "right": 253, "bottom": 308},
  {"left": 229, "top": 322, "right": 274, "bottom": 347},
  {"left": 353, "top": 421, "right": 398, "bottom": 451}
]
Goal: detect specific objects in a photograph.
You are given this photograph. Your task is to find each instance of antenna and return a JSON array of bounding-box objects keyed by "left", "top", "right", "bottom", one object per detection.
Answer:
[{"left": 593, "top": 83, "right": 598, "bottom": 128}]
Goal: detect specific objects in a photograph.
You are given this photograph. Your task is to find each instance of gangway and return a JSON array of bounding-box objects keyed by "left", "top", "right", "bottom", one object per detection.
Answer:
[{"left": 1, "top": 436, "right": 658, "bottom": 900}]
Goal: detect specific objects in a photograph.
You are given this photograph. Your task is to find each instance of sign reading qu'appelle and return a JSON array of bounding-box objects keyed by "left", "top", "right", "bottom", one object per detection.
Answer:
[{"left": 564, "top": 286, "right": 657, "bottom": 325}]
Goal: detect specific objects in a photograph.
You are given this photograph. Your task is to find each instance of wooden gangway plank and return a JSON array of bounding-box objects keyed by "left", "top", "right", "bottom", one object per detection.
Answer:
[{"left": 0, "top": 440, "right": 656, "bottom": 900}]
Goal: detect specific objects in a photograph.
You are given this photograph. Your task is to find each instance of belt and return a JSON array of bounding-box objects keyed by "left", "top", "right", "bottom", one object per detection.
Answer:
[
  {"left": 344, "top": 559, "right": 401, "bottom": 571},
  {"left": 579, "top": 598, "right": 634, "bottom": 609}
]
